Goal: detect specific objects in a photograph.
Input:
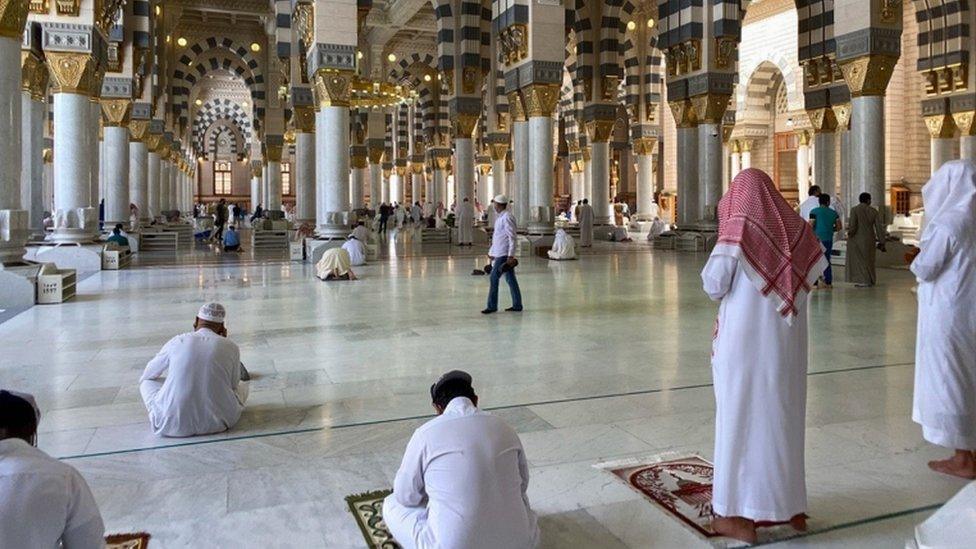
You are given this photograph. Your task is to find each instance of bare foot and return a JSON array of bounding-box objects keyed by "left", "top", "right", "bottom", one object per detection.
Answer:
[
  {"left": 712, "top": 516, "right": 757, "bottom": 544},
  {"left": 928, "top": 450, "right": 976, "bottom": 479},
  {"left": 789, "top": 513, "right": 807, "bottom": 532}
]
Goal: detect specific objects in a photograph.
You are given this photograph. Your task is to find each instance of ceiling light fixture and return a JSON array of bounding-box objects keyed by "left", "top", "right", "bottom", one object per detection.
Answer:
[
  {"left": 155, "top": 6, "right": 161, "bottom": 16},
  {"left": 626, "top": 21, "right": 636, "bottom": 31},
  {"left": 177, "top": 37, "right": 187, "bottom": 47},
  {"left": 165, "top": 35, "right": 171, "bottom": 43},
  {"left": 424, "top": 74, "right": 431, "bottom": 82},
  {"left": 357, "top": 51, "right": 364, "bottom": 60},
  {"left": 195, "top": 99, "right": 203, "bottom": 106},
  {"left": 387, "top": 53, "right": 397, "bottom": 62},
  {"left": 250, "top": 42, "right": 261, "bottom": 53},
  {"left": 647, "top": 18, "right": 655, "bottom": 29}
]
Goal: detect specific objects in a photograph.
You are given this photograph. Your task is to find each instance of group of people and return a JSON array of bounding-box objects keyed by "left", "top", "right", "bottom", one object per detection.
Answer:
[{"left": 801, "top": 185, "right": 886, "bottom": 288}]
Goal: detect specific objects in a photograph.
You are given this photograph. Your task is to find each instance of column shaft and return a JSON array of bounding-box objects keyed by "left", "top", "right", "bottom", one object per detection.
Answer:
[
  {"left": 129, "top": 140, "right": 148, "bottom": 223},
  {"left": 368, "top": 163, "right": 382, "bottom": 207},
  {"left": 148, "top": 151, "right": 160, "bottom": 220},
  {"left": 250, "top": 172, "right": 261, "bottom": 211},
  {"left": 930, "top": 138, "right": 955, "bottom": 174},
  {"left": 513, "top": 120, "right": 529, "bottom": 226},
  {"left": 796, "top": 140, "right": 810, "bottom": 198},
  {"left": 103, "top": 126, "right": 130, "bottom": 224},
  {"left": 0, "top": 35, "right": 26, "bottom": 258},
  {"left": 698, "top": 123, "right": 722, "bottom": 223},
  {"left": 316, "top": 106, "right": 350, "bottom": 237},
  {"left": 636, "top": 154, "right": 654, "bottom": 216},
  {"left": 21, "top": 95, "right": 45, "bottom": 233},
  {"left": 813, "top": 132, "right": 837, "bottom": 197},
  {"left": 351, "top": 168, "right": 365, "bottom": 210},
  {"left": 89, "top": 101, "right": 99, "bottom": 209},
  {"left": 455, "top": 138, "right": 474, "bottom": 205},
  {"left": 296, "top": 132, "right": 315, "bottom": 221},
  {"left": 52, "top": 93, "right": 96, "bottom": 242},
  {"left": 590, "top": 141, "right": 611, "bottom": 225},
  {"left": 961, "top": 136, "right": 976, "bottom": 160},
  {"left": 169, "top": 161, "right": 178, "bottom": 214},
  {"left": 676, "top": 127, "right": 699, "bottom": 227},
  {"left": 491, "top": 160, "right": 506, "bottom": 198},
  {"left": 267, "top": 161, "right": 282, "bottom": 211},
  {"left": 850, "top": 96, "right": 886, "bottom": 220}
]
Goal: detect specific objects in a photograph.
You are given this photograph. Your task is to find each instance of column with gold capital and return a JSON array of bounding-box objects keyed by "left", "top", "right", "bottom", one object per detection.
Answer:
[
  {"left": 692, "top": 93, "right": 731, "bottom": 225},
  {"left": 146, "top": 121, "right": 164, "bottom": 221},
  {"left": 633, "top": 137, "right": 658, "bottom": 217},
  {"left": 524, "top": 83, "right": 561, "bottom": 234},
  {"left": 669, "top": 98, "right": 699, "bottom": 227},
  {"left": 21, "top": 31, "right": 48, "bottom": 237},
  {"left": 128, "top": 101, "right": 151, "bottom": 224},
  {"left": 265, "top": 136, "right": 284, "bottom": 211},
  {"left": 292, "top": 96, "right": 316, "bottom": 223},
  {"left": 312, "top": 67, "right": 353, "bottom": 237},
  {"left": 453, "top": 110, "right": 479, "bottom": 205},
  {"left": 0, "top": 1, "right": 31, "bottom": 258},
  {"left": 508, "top": 92, "right": 529, "bottom": 226},
  {"left": 585, "top": 109, "right": 616, "bottom": 226},
  {"left": 100, "top": 94, "right": 131, "bottom": 225}
]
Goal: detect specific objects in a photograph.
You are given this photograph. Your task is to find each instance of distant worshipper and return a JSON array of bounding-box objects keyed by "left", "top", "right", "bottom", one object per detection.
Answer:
[
  {"left": 316, "top": 247, "right": 357, "bottom": 280},
  {"left": 223, "top": 225, "right": 242, "bottom": 252},
  {"left": 701, "top": 168, "right": 828, "bottom": 544},
  {"left": 411, "top": 201, "right": 423, "bottom": 226},
  {"left": 483, "top": 194, "right": 522, "bottom": 314},
  {"left": 140, "top": 303, "right": 249, "bottom": 437},
  {"left": 645, "top": 216, "right": 667, "bottom": 240},
  {"left": 808, "top": 193, "right": 841, "bottom": 289},
  {"left": 0, "top": 390, "right": 106, "bottom": 548},
  {"left": 457, "top": 197, "right": 475, "bottom": 246},
  {"left": 547, "top": 228, "right": 576, "bottom": 260},
  {"left": 383, "top": 371, "right": 540, "bottom": 549},
  {"left": 106, "top": 223, "right": 130, "bottom": 247},
  {"left": 578, "top": 198, "right": 594, "bottom": 247},
  {"left": 343, "top": 227, "right": 368, "bottom": 266},
  {"left": 846, "top": 192, "right": 886, "bottom": 287},
  {"left": 911, "top": 160, "right": 976, "bottom": 479},
  {"left": 351, "top": 221, "right": 370, "bottom": 243}
]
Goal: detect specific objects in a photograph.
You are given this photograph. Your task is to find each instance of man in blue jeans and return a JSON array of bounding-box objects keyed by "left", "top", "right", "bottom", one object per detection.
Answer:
[
  {"left": 808, "top": 194, "right": 842, "bottom": 289},
  {"left": 483, "top": 195, "right": 522, "bottom": 314}
]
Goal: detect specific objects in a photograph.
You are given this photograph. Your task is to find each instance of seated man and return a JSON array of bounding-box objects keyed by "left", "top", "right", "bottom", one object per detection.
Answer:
[
  {"left": 223, "top": 225, "right": 242, "bottom": 252},
  {"left": 140, "top": 303, "right": 249, "bottom": 437},
  {"left": 548, "top": 228, "right": 577, "bottom": 260},
  {"left": 384, "top": 371, "right": 539, "bottom": 549},
  {"left": 0, "top": 390, "right": 105, "bottom": 548},
  {"left": 343, "top": 230, "right": 368, "bottom": 266},
  {"left": 350, "top": 221, "right": 370, "bottom": 243},
  {"left": 106, "top": 223, "right": 129, "bottom": 247},
  {"left": 316, "top": 247, "right": 357, "bottom": 280}
]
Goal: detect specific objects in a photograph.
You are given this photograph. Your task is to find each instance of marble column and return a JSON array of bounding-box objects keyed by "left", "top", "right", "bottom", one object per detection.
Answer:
[
  {"left": 796, "top": 131, "right": 811, "bottom": 198},
  {"left": 147, "top": 139, "right": 161, "bottom": 220},
  {"left": 813, "top": 131, "right": 836, "bottom": 197},
  {"left": 570, "top": 163, "right": 583, "bottom": 205},
  {"left": 589, "top": 140, "right": 611, "bottom": 225},
  {"left": 634, "top": 138, "right": 655, "bottom": 216},
  {"left": 21, "top": 90, "right": 46, "bottom": 235},
  {"left": 432, "top": 161, "right": 448, "bottom": 207},
  {"left": 129, "top": 121, "right": 149, "bottom": 224},
  {"left": 368, "top": 162, "right": 382, "bottom": 208},
  {"left": 381, "top": 167, "right": 390, "bottom": 204},
  {"left": 50, "top": 84, "right": 98, "bottom": 242},
  {"left": 390, "top": 170, "right": 401, "bottom": 205},
  {"left": 850, "top": 96, "right": 885, "bottom": 217},
  {"left": 314, "top": 92, "right": 351, "bottom": 237},
  {"left": 512, "top": 119, "right": 529, "bottom": 226},
  {"left": 350, "top": 165, "right": 365, "bottom": 210},
  {"left": 490, "top": 159, "right": 506, "bottom": 198},
  {"left": 102, "top": 123, "right": 130, "bottom": 225},
  {"left": 159, "top": 159, "right": 170, "bottom": 212},
  {"left": 454, "top": 137, "right": 475, "bottom": 204},
  {"left": 169, "top": 159, "right": 179, "bottom": 214},
  {"left": 0, "top": 30, "right": 26, "bottom": 258},
  {"left": 267, "top": 159, "right": 282, "bottom": 211},
  {"left": 250, "top": 166, "right": 261, "bottom": 210},
  {"left": 582, "top": 153, "right": 592, "bottom": 201},
  {"left": 961, "top": 136, "right": 976, "bottom": 161},
  {"left": 730, "top": 142, "right": 742, "bottom": 178},
  {"left": 295, "top": 131, "right": 316, "bottom": 222},
  {"left": 697, "top": 123, "right": 722, "bottom": 224},
  {"left": 528, "top": 113, "right": 556, "bottom": 233},
  {"left": 740, "top": 140, "right": 752, "bottom": 170},
  {"left": 926, "top": 113, "right": 957, "bottom": 174},
  {"left": 89, "top": 100, "right": 100, "bottom": 210},
  {"left": 675, "top": 126, "right": 699, "bottom": 227}
]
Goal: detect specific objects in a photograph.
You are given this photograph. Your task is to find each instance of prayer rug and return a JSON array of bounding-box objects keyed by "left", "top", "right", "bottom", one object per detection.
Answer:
[
  {"left": 346, "top": 489, "right": 400, "bottom": 549},
  {"left": 105, "top": 532, "right": 150, "bottom": 548}
]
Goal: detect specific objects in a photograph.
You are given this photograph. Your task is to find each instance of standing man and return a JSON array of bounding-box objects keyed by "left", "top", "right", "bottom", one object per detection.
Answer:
[
  {"left": 483, "top": 195, "right": 522, "bottom": 314},
  {"left": 911, "top": 160, "right": 976, "bottom": 479},
  {"left": 378, "top": 203, "right": 391, "bottom": 234},
  {"left": 140, "top": 303, "right": 249, "bottom": 437},
  {"left": 383, "top": 371, "right": 540, "bottom": 549},
  {"left": 702, "top": 169, "right": 827, "bottom": 543},
  {"left": 457, "top": 197, "right": 475, "bottom": 246},
  {"left": 411, "top": 201, "right": 423, "bottom": 227},
  {"left": 798, "top": 185, "right": 822, "bottom": 220},
  {"left": 808, "top": 194, "right": 841, "bottom": 289},
  {"left": 214, "top": 198, "right": 229, "bottom": 241},
  {"left": 846, "top": 193, "right": 886, "bottom": 287},
  {"left": 0, "top": 390, "right": 106, "bottom": 548},
  {"left": 578, "top": 198, "right": 594, "bottom": 247}
]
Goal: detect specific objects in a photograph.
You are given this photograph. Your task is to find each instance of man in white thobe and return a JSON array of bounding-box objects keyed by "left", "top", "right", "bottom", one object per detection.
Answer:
[
  {"left": 343, "top": 227, "right": 368, "bottom": 266},
  {"left": 384, "top": 371, "right": 539, "bottom": 549},
  {"left": 411, "top": 202, "right": 423, "bottom": 226},
  {"left": 547, "top": 228, "right": 577, "bottom": 260},
  {"left": 911, "top": 160, "right": 976, "bottom": 479},
  {"left": 140, "top": 303, "right": 249, "bottom": 437},
  {"left": 350, "top": 222, "right": 370, "bottom": 244},
  {"left": 578, "top": 198, "right": 594, "bottom": 247},
  {"left": 1, "top": 390, "right": 105, "bottom": 549},
  {"left": 457, "top": 197, "right": 475, "bottom": 246},
  {"left": 702, "top": 169, "right": 827, "bottom": 543}
]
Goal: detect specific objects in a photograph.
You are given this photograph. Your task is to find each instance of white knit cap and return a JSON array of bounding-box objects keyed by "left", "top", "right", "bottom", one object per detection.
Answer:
[
  {"left": 197, "top": 302, "right": 226, "bottom": 323},
  {"left": 492, "top": 194, "right": 510, "bottom": 204}
]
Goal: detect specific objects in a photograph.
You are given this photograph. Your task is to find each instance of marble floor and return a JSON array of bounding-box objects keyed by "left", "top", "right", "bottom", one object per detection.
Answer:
[{"left": 0, "top": 232, "right": 966, "bottom": 548}]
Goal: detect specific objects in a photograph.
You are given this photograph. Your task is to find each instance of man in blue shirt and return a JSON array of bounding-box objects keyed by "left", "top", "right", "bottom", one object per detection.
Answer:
[
  {"left": 809, "top": 194, "right": 841, "bottom": 289},
  {"left": 106, "top": 224, "right": 129, "bottom": 247},
  {"left": 223, "top": 225, "right": 241, "bottom": 252}
]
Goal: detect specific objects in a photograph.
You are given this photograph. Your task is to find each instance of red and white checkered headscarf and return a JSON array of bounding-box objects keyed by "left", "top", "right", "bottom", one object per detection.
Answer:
[{"left": 717, "top": 168, "right": 825, "bottom": 321}]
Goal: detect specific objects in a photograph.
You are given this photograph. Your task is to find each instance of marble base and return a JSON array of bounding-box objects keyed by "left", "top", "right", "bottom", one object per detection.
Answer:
[
  {"left": 0, "top": 262, "right": 41, "bottom": 309},
  {"left": 306, "top": 238, "right": 345, "bottom": 266},
  {"left": 24, "top": 243, "right": 102, "bottom": 273}
]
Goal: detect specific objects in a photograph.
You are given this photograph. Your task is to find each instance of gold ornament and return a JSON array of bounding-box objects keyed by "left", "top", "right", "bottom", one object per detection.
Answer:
[
  {"left": 312, "top": 70, "right": 353, "bottom": 109},
  {"left": 0, "top": 0, "right": 29, "bottom": 38},
  {"left": 454, "top": 113, "right": 479, "bottom": 138},
  {"left": 952, "top": 111, "right": 976, "bottom": 136},
  {"left": 292, "top": 106, "right": 315, "bottom": 133},
  {"left": 522, "top": 84, "right": 560, "bottom": 118},
  {"left": 668, "top": 99, "right": 698, "bottom": 128},
  {"left": 20, "top": 52, "right": 48, "bottom": 101},
  {"left": 838, "top": 54, "right": 898, "bottom": 98},
  {"left": 586, "top": 119, "right": 615, "bottom": 143},
  {"left": 46, "top": 52, "right": 100, "bottom": 96},
  {"left": 100, "top": 99, "right": 132, "bottom": 126},
  {"left": 507, "top": 91, "right": 526, "bottom": 122},
  {"left": 690, "top": 93, "right": 730, "bottom": 125},
  {"left": 806, "top": 107, "right": 838, "bottom": 133},
  {"left": 924, "top": 114, "right": 957, "bottom": 139},
  {"left": 632, "top": 137, "right": 657, "bottom": 156},
  {"left": 128, "top": 120, "right": 149, "bottom": 142}
]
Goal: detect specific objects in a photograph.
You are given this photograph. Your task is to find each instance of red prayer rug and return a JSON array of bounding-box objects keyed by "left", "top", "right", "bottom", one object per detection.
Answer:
[{"left": 105, "top": 532, "right": 150, "bottom": 548}]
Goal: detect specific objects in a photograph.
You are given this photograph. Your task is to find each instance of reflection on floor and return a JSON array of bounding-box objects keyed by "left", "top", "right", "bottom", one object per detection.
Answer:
[{"left": 0, "top": 232, "right": 963, "bottom": 547}]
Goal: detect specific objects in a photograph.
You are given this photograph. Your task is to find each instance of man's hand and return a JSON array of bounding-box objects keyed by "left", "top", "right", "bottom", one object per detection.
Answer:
[{"left": 505, "top": 256, "right": 517, "bottom": 267}]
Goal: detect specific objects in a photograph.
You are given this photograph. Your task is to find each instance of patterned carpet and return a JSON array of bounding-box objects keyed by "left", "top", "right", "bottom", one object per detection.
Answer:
[
  {"left": 346, "top": 489, "right": 400, "bottom": 549},
  {"left": 105, "top": 532, "right": 151, "bottom": 548}
]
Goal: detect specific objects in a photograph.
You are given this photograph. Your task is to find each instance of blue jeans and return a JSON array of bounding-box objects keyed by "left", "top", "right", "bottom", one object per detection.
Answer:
[
  {"left": 820, "top": 239, "right": 833, "bottom": 285},
  {"left": 486, "top": 256, "right": 522, "bottom": 311}
]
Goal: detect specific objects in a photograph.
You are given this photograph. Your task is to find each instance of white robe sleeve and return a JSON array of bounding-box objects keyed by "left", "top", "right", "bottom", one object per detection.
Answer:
[
  {"left": 140, "top": 339, "right": 173, "bottom": 382},
  {"left": 911, "top": 228, "right": 952, "bottom": 282},
  {"left": 701, "top": 254, "right": 738, "bottom": 301},
  {"left": 393, "top": 431, "right": 427, "bottom": 508},
  {"left": 61, "top": 469, "right": 106, "bottom": 549}
]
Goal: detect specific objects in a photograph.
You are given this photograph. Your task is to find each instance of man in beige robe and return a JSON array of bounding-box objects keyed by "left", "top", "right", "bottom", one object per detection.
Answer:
[{"left": 846, "top": 192, "right": 886, "bottom": 287}]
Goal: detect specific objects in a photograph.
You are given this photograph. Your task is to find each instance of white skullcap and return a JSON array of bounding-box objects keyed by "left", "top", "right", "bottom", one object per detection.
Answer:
[
  {"left": 197, "top": 302, "right": 226, "bottom": 323},
  {"left": 492, "top": 194, "right": 510, "bottom": 204}
]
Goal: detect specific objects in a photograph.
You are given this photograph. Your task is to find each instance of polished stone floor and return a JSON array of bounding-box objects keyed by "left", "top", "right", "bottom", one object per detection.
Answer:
[{"left": 0, "top": 232, "right": 966, "bottom": 547}]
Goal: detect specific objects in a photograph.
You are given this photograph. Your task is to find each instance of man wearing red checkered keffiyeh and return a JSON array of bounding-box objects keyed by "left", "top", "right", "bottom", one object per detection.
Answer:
[{"left": 701, "top": 168, "right": 828, "bottom": 543}]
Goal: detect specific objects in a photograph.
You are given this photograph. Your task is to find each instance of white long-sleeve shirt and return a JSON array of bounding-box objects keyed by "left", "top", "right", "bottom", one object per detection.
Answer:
[
  {"left": 140, "top": 328, "right": 244, "bottom": 437},
  {"left": 0, "top": 439, "right": 105, "bottom": 549},
  {"left": 391, "top": 397, "right": 539, "bottom": 549},
  {"left": 489, "top": 209, "right": 518, "bottom": 258}
]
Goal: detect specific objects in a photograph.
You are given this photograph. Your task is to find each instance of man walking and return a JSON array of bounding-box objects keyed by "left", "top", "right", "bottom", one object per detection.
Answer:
[
  {"left": 808, "top": 194, "right": 841, "bottom": 289},
  {"left": 846, "top": 192, "right": 886, "bottom": 287},
  {"left": 483, "top": 195, "right": 522, "bottom": 314}
]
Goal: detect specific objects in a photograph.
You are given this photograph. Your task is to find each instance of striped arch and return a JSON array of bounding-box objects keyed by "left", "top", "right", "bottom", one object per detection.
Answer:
[
  {"left": 205, "top": 122, "right": 245, "bottom": 161},
  {"left": 620, "top": 19, "right": 662, "bottom": 121},
  {"left": 431, "top": 0, "right": 455, "bottom": 73},
  {"left": 171, "top": 36, "right": 266, "bottom": 124},
  {"left": 737, "top": 52, "right": 802, "bottom": 114},
  {"left": 389, "top": 52, "right": 437, "bottom": 88},
  {"left": 192, "top": 98, "right": 253, "bottom": 159},
  {"left": 742, "top": 61, "right": 787, "bottom": 116},
  {"left": 572, "top": 0, "right": 595, "bottom": 102},
  {"left": 600, "top": 0, "right": 626, "bottom": 80}
]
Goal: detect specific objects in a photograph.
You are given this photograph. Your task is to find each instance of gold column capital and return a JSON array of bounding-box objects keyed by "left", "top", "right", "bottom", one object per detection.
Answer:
[
  {"left": 453, "top": 113, "right": 479, "bottom": 138},
  {"left": 0, "top": 0, "right": 29, "bottom": 39},
  {"left": 433, "top": 155, "right": 451, "bottom": 171},
  {"left": 582, "top": 147, "right": 592, "bottom": 162},
  {"left": 252, "top": 165, "right": 262, "bottom": 178},
  {"left": 690, "top": 93, "right": 731, "bottom": 125},
  {"left": 366, "top": 146, "right": 384, "bottom": 164},
  {"left": 505, "top": 156, "right": 514, "bottom": 172},
  {"left": 925, "top": 113, "right": 957, "bottom": 139},
  {"left": 21, "top": 52, "right": 48, "bottom": 101},
  {"left": 100, "top": 99, "right": 131, "bottom": 127},
  {"left": 507, "top": 91, "right": 526, "bottom": 122},
  {"left": 522, "top": 84, "right": 560, "bottom": 118},
  {"left": 147, "top": 134, "right": 163, "bottom": 152},
  {"left": 46, "top": 52, "right": 101, "bottom": 96},
  {"left": 740, "top": 139, "right": 753, "bottom": 153},
  {"left": 409, "top": 162, "right": 424, "bottom": 175},
  {"left": 128, "top": 120, "right": 149, "bottom": 141},
  {"left": 797, "top": 130, "right": 811, "bottom": 146},
  {"left": 488, "top": 141, "right": 509, "bottom": 161},
  {"left": 292, "top": 105, "right": 316, "bottom": 133},
  {"left": 952, "top": 111, "right": 976, "bottom": 137},
  {"left": 351, "top": 154, "right": 368, "bottom": 169},
  {"left": 806, "top": 107, "right": 838, "bottom": 133},
  {"left": 668, "top": 99, "right": 698, "bottom": 128},
  {"left": 838, "top": 54, "right": 899, "bottom": 98},
  {"left": 832, "top": 103, "right": 852, "bottom": 130},
  {"left": 266, "top": 144, "right": 283, "bottom": 162},
  {"left": 312, "top": 69, "right": 353, "bottom": 109},
  {"left": 586, "top": 119, "right": 616, "bottom": 143},
  {"left": 632, "top": 137, "right": 657, "bottom": 156}
]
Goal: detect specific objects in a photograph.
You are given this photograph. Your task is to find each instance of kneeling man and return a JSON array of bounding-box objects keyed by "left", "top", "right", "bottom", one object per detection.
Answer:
[
  {"left": 140, "top": 303, "right": 249, "bottom": 437},
  {"left": 384, "top": 371, "right": 539, "bottom": 549}
]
